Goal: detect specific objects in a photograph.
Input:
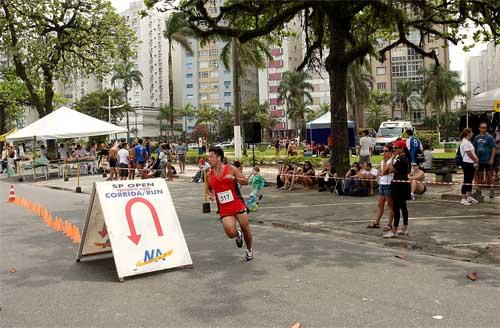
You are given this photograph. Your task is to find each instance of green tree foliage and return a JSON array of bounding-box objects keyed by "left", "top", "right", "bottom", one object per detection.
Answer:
[
  {"left": 240, "top": 98, "right": 275, "bottom": 141},
  {"left": 278, "top": 71, "right": 313, "bottom": 138},
  {"left": 0, "top": 0, "right": 135, "bottom": 118},
  {"left": 393, "top": 80, "right": 421, "bottom": 121},
  {"left": 366, "top": 90, "right": 391, "bottom": 130},
  {"left": 0, "top": 69, "right": 29, "bottom": 134},
  {"left": 111, "top": 61, "right": 143, "bottom": 142},
  {"left": 147, "top": 0, "right": 500, "bottom": 174},
  {"left": 164, "top": 12, "right": 194, "bottom": 141},
  {"left": 423, "top": 65, "right": 464, "bottom": 118},
  {"left": 346, "top": 58, "right": 372, "bottom": 128},
  {"left": 422, "top": 112, "right": 461, "bottom": 140},
  {"left": 319, "top": 103, "right": 330, "bottom": 115}
]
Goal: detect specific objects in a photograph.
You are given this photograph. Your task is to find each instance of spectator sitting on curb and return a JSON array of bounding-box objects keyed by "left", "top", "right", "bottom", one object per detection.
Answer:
[
  {"left": 318, "top": 162, "right": 337, "bottom": 193},
  {"left": 358, "top": 162, "right": 378, "bottom": 196},
  {"left": 288, "top": 161, "right": 316, "bottom": 191},
  {"left": 277, "top": 163, "right": 294, "bottom": 189},
  {"left": 409, "top": 162, "right": 426, "bottom": 200}
]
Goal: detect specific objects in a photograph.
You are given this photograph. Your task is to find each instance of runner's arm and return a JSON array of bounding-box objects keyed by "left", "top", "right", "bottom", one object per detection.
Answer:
[{"left": 230, "top": 165, "right": 248, "bottom": 185}]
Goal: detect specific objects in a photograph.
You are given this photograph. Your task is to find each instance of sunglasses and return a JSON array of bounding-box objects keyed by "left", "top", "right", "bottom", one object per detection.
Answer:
[
  {"left": 393, "top": 147, "right": 401, "bottom": 150},
  {"left": 383, "top": 150, "right": 390, "bottom": 152}
]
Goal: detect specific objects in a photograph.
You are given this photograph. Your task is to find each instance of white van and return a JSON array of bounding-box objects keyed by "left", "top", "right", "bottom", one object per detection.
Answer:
[{"left": 373, "top": 121, "right": 414, "bottom": 154}]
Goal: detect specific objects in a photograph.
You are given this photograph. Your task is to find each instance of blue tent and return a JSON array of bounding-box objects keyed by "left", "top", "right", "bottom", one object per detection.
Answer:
[{"left": 306, "top": 112, "right": 356, "bottom": 147}]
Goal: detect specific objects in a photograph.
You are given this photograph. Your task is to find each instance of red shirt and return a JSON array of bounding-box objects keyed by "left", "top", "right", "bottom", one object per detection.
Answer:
[{"left": 208, "top": 165, "right": 246, "bottom": 217}]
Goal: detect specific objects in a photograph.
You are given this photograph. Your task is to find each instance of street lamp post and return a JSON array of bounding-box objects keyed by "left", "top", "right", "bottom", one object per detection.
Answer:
[{"left": 100, "top": 95, "right": 126, "bottom": 141}]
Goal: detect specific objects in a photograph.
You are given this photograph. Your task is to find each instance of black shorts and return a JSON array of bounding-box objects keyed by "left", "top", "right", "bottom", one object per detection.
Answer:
[
  {"left": 119, "top": 163, "right": 128, "bottom": 177},
  {"left": 219, "top": 209, "right": 247, "bottom": 221},
  {"left": 477, "top": 163, "right": 493, "bottom": 172},
  {"left": 109, "top": 158, "right": 117, "bottom": 168}
]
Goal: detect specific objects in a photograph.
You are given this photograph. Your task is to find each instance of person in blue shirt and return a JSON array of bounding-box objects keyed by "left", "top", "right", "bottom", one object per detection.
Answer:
[
  {"left": 405, "top": 129, "right": 423, "bottom": 165},
  {"left": 473, "top": 122, "right": 496, "bottom": 198},
  {"left": 134, "top": 138, "right": 148, "bottom": 179}
]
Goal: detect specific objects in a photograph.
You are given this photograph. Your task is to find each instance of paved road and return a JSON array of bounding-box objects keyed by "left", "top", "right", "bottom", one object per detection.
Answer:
[{"left": 1, "top": 179, "right": 499, "bottom": 328}]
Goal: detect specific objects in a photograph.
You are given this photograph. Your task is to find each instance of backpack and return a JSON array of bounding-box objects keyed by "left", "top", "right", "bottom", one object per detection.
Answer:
[
  {"left": 410, "top": 137, "right": 424, "bottom": 164},
  {"left": 455, "top": 146, "right": 463, "bottom": 166}
]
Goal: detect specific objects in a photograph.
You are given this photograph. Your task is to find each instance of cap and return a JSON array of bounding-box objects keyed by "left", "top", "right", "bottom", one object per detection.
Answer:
[{"left": 393, "top": 140, "right": 407, "bottom": 149}]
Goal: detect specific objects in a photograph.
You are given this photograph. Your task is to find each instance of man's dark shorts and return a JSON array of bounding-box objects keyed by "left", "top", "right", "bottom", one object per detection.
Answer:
[
  {"left": 109, "top": 158, "right": 117, "bottom": 168},
  {"left": 477, "top": 163, "right": 493, "bottom": 172}
]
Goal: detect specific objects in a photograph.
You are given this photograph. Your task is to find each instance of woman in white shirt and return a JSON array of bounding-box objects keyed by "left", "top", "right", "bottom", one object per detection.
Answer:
[
  {"left": 459, "top": 128, "right": 479, "bottom": 206},
  {"left": 367, "top": 144, "right": 394, "bottom": 230}
]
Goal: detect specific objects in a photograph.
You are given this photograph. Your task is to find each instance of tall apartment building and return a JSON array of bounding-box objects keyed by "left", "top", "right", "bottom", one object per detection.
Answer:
[
  {"left": 370, "top": 29, "right": 450, "bottom": 123},
  {"left": 174, "top": 41, "right": 259, "bottom": 134},
  {"left": 306, "top": 48, "right": 331, "bottom": 113},
  {"left": 466, "top": 41, "right": 500, "bottom": 98},
  {"left": 61, "top": 1, "right": 170, "bottom": 138},
  {"left": 258, "top": 18, "right": 303, "bottom": 138}
]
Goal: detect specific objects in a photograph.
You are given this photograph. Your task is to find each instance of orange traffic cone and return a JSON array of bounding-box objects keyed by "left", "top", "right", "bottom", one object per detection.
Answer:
[{"left": 7, "top": 185, "right": 15, "bottom": 203}]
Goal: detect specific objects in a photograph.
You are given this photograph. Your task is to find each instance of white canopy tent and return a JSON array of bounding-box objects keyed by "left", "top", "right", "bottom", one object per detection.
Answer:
[
  {"left": 7, "top": 106, "right": 127, "bottom": 141},
  {"left": 467, "top": 88, "right": 500, "bottom": 112}
]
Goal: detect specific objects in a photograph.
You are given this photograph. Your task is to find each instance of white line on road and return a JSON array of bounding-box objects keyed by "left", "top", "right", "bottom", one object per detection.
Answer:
[
  {"left": 259, "top": 200, "right": 433, "bottom": 209},
  {"left": 342, "top": 214, "right": 486, "bottom": 223}
]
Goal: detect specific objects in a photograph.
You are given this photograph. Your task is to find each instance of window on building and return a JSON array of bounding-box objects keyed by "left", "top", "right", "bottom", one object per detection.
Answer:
[
  {"left": 185, "top": 62, "right": 193, "bottom": 69},
  {"left": 209, "top": 49, "right": 219, "bottom": 56},
  {"left": 200, "top": 93, "right": 208, "bottom": 100},
  {"left": 209, "top": 60, "right": 219, "bottom": 68},
  {"left": 199, "top": 71, "right": 209, "bottom": 78},
  {"left": 210, "top": 81, "right": 218, "bottom": 89},
  {"left": 223, "top": 81, "right": 231, "bottom": 89},
  {"left": 199, "top": 61, "right": 209, "bottom": 68},
  {"left": 198, "top": 50, "right": 209, "bottom": 57},
  {"left": 209, "top": 71, "right": 219, "bottom": 78},
  {"left": 186, "top": 73, "right": 193, "bottom": 78},
  {"left": 376, "top": 67, "right": 386, "bottom": 75},
  {"left": 224, "top": 91, "right": 231, "bottom": 97},
  {"left": 377, "top": 82, "right": 386, "bottom": 90},
  {"left": 186, "top": 83, "right": 193, "bottom": 88},
  {"left": 199, "top": 82, "right": 209, "bottom": 89},
  {"left": 209, "top": 92, "right": 219, "bottom": 99},
  {"left": 224, "top": 102, "right": 231, "bottom": 108}
]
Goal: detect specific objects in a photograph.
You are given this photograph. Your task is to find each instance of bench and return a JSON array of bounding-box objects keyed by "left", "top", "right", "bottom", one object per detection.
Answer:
[{"left": 427, "top": 158, "right": 458, "bottom": 183}]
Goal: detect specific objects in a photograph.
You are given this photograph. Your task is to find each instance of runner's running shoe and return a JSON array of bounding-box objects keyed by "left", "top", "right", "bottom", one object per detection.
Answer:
[
  {"left": 245, "top": 249, "right": 253, "bottom": 261},
  {"left": 235, "top": 228, "right": 243, "bottom": 248}
]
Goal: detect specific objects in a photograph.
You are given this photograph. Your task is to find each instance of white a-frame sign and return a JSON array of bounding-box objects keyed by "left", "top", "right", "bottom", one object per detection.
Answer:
[{"left": 76, "top": 178, "right": 193, "bottom": 281}]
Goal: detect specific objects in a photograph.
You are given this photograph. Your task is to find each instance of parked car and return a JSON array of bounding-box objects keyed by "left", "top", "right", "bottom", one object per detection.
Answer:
[
  {"left": 214, "top": 141, "right": 234, "bottom": 148},
  {"left": 187, "top": 143, "right": 198, "bottom": 150}
]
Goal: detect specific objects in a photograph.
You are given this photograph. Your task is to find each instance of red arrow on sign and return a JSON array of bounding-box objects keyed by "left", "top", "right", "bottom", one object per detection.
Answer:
[
  {"left": 98, "top": 224, "right": 108, "bottom": 238},
  {"left": 125, "top": 197, "right": 164, "bottom": 245}
]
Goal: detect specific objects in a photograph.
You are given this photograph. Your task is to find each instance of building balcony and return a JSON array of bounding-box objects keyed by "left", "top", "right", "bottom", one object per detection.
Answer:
[
  {"left": 269, "top": 98, "right": 284, "bottom": 105},
  {"left": 268, "top": 73, "right": 282, "bottom": 81},
  {"left": 270, "top": 110, "right": 285, "bottom": 117},
  {"left": 268, "top": 60, "right": 283, "bottom": 68},
  {"left": 273, "top": 122, "right": 286, "bottom": 130},
  {"left": 269, "top": 85, "right": 281, "bottom": 93},
  {"left": 271, "top": 48, "right": 283, "bottom": 56}
]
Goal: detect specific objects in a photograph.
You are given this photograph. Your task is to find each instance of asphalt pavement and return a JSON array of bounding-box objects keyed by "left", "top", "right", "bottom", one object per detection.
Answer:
[{"left": 1, "top": 179, "right": 499, "bottom": 328}]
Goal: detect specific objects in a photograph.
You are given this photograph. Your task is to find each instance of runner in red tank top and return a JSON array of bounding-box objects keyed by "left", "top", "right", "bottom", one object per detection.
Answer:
[{"left": 207, "top": 147, "right": 254, "bottom": 261}]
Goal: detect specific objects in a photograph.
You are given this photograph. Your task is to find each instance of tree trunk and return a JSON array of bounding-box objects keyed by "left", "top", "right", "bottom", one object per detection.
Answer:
[
  {"left": 168, "top": 42, "right": 174, "bottom": 142},
  {"left": 355, "top": 101, "right": 365, "bottom": 128},
  {"left": 232, "top": 39, "right": 242, "bottom": 159},
  {"left": 124, "top": 87, "right": 130, "bottom": 142},
  {"left": 42, "top": 65, "right": 54, "bottom": 115},
  {"left": 0, "top": 106, "right": 6, "bottom": 134},
  {"left": 326, "top": 17, "right": 350, "bottom": 176}
]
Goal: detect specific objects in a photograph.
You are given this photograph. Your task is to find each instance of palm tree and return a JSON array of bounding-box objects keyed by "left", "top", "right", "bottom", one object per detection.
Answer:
[
  {"left": 111, "top": 61, "right": 143, "bottom": 142},
  {"left": 423, "top": 64, "right": 463, "bottom": 119},
  {"left": 178, "top": 103, "right": 195, "bottom": 142},
  {"left": 156, "top": 104, "right": 170, "bottom": 139},
  {"left": 278, "top": 71, "right": 313, "bottom": 138},
  {"left": 346, "top": 58, "right": 372, "bottom": 128},
  {"left": 164, "top": 13, "right": 193, "bottom": 142},
  {"left": 319, "top": 102, "right": 330, "bottom": 115},
  {"left": 221, "top": 37, "right": 271, "bottom": 159},
  {"left": 393, "top": 80, "right": 420, "bottom": 121},
  {"left": 196, "top": 105, "right": 218, "bottom": 141},
  {"left": 367, "top": 90, "right": 390, "bottom": 129}
]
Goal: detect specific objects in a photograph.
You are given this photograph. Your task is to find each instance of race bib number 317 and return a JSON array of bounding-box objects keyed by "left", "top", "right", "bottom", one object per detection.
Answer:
[{"left": 217, "top": 190, "right": 234, "bottom": 204}]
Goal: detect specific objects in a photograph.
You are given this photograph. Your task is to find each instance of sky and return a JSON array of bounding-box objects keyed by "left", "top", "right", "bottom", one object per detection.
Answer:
[{"left": 110, "top": 0, "right": 488, "bottom": 81}]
